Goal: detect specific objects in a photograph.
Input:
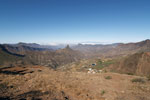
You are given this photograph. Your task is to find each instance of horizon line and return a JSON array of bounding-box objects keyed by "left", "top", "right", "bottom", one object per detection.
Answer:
[{"left": 0, "top": 39, "right": 149, "bottom": 46}]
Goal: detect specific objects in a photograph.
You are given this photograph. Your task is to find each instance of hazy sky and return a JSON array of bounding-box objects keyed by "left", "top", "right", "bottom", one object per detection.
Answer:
[{"left": 0, "top": 0, "right": 150, "bottom": 44}]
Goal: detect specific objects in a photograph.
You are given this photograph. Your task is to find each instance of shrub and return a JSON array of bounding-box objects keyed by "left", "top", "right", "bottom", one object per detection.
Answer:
[
  {"left": 103, "top": 70, "right": 107, "bottom": 73},
  {"left": 101, "top": 90, "right": 105, "bottom": 95},
  {"left": 131, "top": 78, "right": 145, "bottom": 83},
  {"left": 126, "top": 73, "right": 134, "bottom": 75},
  {"left": 0, "top": 82, "right": 8, "bottom": 92},
  {"left": 105, "top": 76, "right": 112, "bottom": 80},
  {"left": 147, "top": 75, "right": 150, "bottom": 81}
]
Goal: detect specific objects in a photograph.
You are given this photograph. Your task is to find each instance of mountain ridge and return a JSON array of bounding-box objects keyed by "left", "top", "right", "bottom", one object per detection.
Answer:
[
  {"left": 72, "top": 39, "right": 150, "bottom": 58},
  {"left": 0, "top": 44, "right": 83, "bottom": 68}
]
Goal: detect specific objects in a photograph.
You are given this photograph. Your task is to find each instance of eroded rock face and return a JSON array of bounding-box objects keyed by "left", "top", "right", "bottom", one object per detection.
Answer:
[
  {"left": 136, "top": 52, "right": 150, "bottom": 76},
  {"left": 109, "top": 52, "right": 150, "bottom": 76}
]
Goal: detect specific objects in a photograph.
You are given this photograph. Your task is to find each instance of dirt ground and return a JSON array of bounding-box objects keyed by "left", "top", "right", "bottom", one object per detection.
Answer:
[{"left": 0, "top": 66, "right": 150, "bottom": 100}]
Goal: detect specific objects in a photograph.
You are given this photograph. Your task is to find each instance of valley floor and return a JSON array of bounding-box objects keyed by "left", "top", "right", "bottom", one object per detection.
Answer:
[{"left": 0, "top": 66, "right": 150, "bottom": 100}]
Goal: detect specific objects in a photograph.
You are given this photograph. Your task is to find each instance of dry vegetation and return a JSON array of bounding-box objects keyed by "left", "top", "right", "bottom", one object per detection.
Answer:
[{"left": 0, "top": 66, "right": 150, "bottom": 100}]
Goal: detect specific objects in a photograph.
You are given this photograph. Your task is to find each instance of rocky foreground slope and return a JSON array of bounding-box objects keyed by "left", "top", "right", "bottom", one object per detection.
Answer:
[{"left": 0, "top": 66, "right": 150, "bottom": 100}]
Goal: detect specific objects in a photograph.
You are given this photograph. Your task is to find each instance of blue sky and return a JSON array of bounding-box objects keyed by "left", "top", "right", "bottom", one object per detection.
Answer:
[{"left": 0, "top": 0, "right": 150, "bottom": 44}]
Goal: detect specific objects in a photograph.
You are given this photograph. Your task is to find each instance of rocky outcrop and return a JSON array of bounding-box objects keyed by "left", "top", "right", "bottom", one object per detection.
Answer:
[{"left": 109, "top": 52, "right": 150, "bottom": 76}]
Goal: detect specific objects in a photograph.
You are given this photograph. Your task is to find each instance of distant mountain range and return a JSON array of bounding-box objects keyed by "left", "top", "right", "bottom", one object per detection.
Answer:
[
  {"left": 3, "top": 42, "right": 65, "bottom": 52},
  {"left": 0, "top": 44, "right": 83, "bottom": 68},
  {"left": 0, "top": 39, "right": 150, "bottom": 71},
  {"left": 72, "top": 39, "right": 150, "bottom": 58}
]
